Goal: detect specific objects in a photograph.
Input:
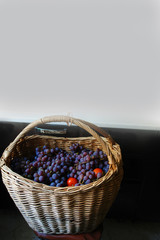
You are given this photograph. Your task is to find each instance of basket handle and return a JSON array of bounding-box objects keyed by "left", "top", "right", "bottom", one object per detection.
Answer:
[{"left": 2, "top": 115, "right": 116, "bottom": 165}]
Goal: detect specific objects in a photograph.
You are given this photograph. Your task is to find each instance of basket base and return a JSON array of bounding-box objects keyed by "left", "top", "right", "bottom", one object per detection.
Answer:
[{"left": 34, "top": 224, "right": 103, "bottom": 240}]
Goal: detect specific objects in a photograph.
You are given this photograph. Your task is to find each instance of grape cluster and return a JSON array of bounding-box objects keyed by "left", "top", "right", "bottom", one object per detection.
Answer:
[{"left": 10, "top": 143, "right": 110, "bottom": 187}]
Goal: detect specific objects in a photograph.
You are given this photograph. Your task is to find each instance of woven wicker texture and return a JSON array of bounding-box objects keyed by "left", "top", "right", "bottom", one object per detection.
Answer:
[{"left": 0, "top": 115, "right": 123, "bottom": 234}]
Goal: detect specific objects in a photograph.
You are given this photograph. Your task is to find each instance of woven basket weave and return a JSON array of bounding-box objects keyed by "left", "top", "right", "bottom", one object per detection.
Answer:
[{"left": 0, "top": 115, "right": 123, "bottom": 235}]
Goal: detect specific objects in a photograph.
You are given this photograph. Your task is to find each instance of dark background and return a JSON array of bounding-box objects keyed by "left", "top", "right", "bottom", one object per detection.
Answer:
[{"left": 0, "top": 121, "right": 160, "bottom": 221}]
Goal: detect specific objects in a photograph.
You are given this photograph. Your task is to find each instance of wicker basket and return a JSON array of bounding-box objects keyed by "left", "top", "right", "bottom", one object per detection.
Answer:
[{"left": 0, "top": 115, "right": 123, "bottom": 235}]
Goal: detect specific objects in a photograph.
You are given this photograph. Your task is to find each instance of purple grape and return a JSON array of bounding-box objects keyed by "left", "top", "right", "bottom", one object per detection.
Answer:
[
  {"left": 79, "top": 174, "right": 84, "bottom": 180},
  {"left": 82, "top": 164, "right": 85, "bottom": 169},
  {"left": 49, "top": 177, "right": 53, "bottom": 182},
  {"left": 50, "top": 148, "right": 54, "bottom": 154},
  {"left": 75, "top": 183, "right": 80, "bottom": 186},
  {"left": 33, "top": 162, "right": 38, "bottom": 168},
  {"left": 11, "top": 144, "right": 109, "bottom": 187},
  {"left": 55, "top": 179, "right": 60, "bottom": 184},
  {"left": 53, "top": 166, "right": 58, "bottom": 172},
  {"left": 45, "top": 169, "right": 49, "bottom": 174},
  {"left": 38, "top": 169, "right": 44, "bottom": 176},
  {"left": 77, "top": 165, "right": 82, "bottom": 171},
  {"left": 50, "top": 182, "right": 56, "bottom": 186},
  {"left": 86, "top": 171, "right": 90, "bottom": 177},
  {"left": 25, "top": 168, "right": 30, "bottom": 174},
  {"left": 86, "top": 164, "right": 91, "bottom": 171},
  {"left": 55, "top": 147, "right": 59, "bottom": 152},
  {"left": 97, "top": 172, "right": 102, "bottom": 179},
  {"left": 72, "top": 169, "right": 76, "bottom": 174},
  {"left": 56, "top": 183, "right": 62, "bottom": 187},
  {"left": 85, "top": 155, "right": 90, "bottom": 161},
  {"left": 69, "top": 166, "right": 73, "bottom": 171},
  {"left": 103, "top": 165, "right": 109, "bottom": 173},
  {"left": 81, "top": 169, "right": 86, "bottom": 175},
  {"left": 34, "top": 177, "right": 39, "bottom": 182},
  {"left": 61, "top": 168, "right": 65, "bottom": 174},
  {"left": 85, "top": 179, "right": 91, "bottom": 184},
  {"left": 83, "top": 176, "right": 88, "bottom": 181},
  {"left": 61, "top": 176, "right": 66, "bottom": 181},
  {"left": 33, "top": 172, "right": 39, "bottom": 178},
  {"left": 80, "top": 158, "right": 84, "bottom": 163},
  {"left": 47, "top": 172, "right": 52, "bottom": 178},
  {"left": 57, "top": 165, "right": 61, "bottom": 170},
  {"left": 70, "top": 173, "right": 74, "bottom": 178},
  {"left": 52, "top": 173, "right": 58, "bottom": 180},
  {"left": 63, "top": 165, "right": 67, "bottom": 170},
  {"left": 104, "top": 161, "right": 108, "bottom": 166},
  {"left": 48, "top": 166, "right": 52, "bottom": 171},
  {"left": 39, "top": 176, "right": 44, "bottom": 182}
]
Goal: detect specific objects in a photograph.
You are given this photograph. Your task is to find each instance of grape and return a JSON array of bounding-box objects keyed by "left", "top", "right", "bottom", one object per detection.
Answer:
[
  {"left": 39, "top": 176, "right": 44, "bottom": 182},
  {"left": 33, "top": 172, "right": 39, "bottom": 178},
  {"left": 52, "top": 173, "right": 58, "bottom": 180},
  {"left": 70, "top": 173, "right": 74, "bottom": 178},
  {"left": 61, "top": 162, "right": 65, "bottom": 167},
  {"left": 103, "top": 165, "right": 109, "bottom": 173},
  {"left": 38, "top": 169, "right": 44, "bottom": 176},
  {"left": 61, "top": 176, "right": 66, "bottom": 181},
  {"left": 33, "top": 162, "right": 38, "bottom": 168},
  {"left": 25, "top": 168, "right": 30, "bottom": 174},
  {"left": 97, "top": 172, "right": 102, "bottom": 179},
  {"left": 49, "top": 177, "right": 53, "bottom": 182},
  {"left": 63, "top": 165, "right": 67, "bottom": 170},
  {"left": 60, "top": 168, "right": 65, "bottom": 174},
  {"left": 83, "top": 151, "right": 87, "bottom": 156},
  {"left": 104, "top": 161, "right": 108, "bottom": 166},
  {"left": 60, "top": 181, "right": 65, "bottom": 186},
  {"left": 48, "top": 166, "right": 52, "bottom": 171},
  {"left": 82, "top": 164, "right": 86, "bottom": 169},
  {"left": 75, "top": 183, "right": 80, "bottom": 186},
  {"left": 50, "top": 148, "right": 54, "bottom": 154},
  {"left": 10, "top": 143, "right": 109, "bottom": 187},
  {"left": 79, "top": 174, "right": 84, "bottom": 181},
  {"left": 34, "top": 177, "right": 39, "bottom": 182},
  {"left": 72, "top": 169, "right": 76, "bottom": 174},
  {"left": 55, "top": 179, "right": 60, "bottom": 184},
  {"left": 81, "top": 169, "right": 85, "bottom": 174},
  {"left": 53, "top": 166, "right": 58, "bottom": 172},
  {"left": 74, "top": 174, "right": 78, "bottom": 179},
  {"left": 86, "top": 171, "right": 90, "bottom": 177},
  {"left": 47, "top": 172, "right": 52, "bottom": 178},
  {"left": 83, "top": 176, "right": 88, "bottom": 181},
  {"left": 55, "top": 147, "right": 59, "bottom": 152},
  {"left": 80, "top": 158, "right": 84, "bottom": 163},
  {"left": 86, "top": 163, "right": 91, "bottom": 171},
  {"left": 57, "top": 165, "right": 61, "bottom": 170},
  {"left": 77, "top": 165, "right": 82, "bottom": 171},
  {"left": 50, "top": 182, "right": 56, "bottom": 186},
  {"left": 45, "top": 169, "right": 49, "bottom": 174},
  {"left": 56, "top": 183, "right": 62, "bottom": 187},
  {"left": 85, "top": 179, "right": 91, "bottom": 184},
  {"left": 89, "top": 174, "right": 94, "bottom": 180},
  {"left": 69, "top": 166, "right": 73, "bottom": 171}
]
